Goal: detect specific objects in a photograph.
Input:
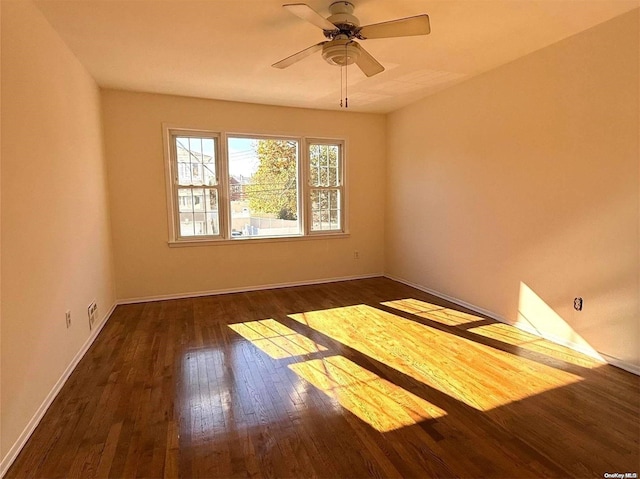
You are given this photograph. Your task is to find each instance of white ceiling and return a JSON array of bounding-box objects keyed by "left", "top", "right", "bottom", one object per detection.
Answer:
[{"left": 34, "top": 0, "right": 639, "bottom": 113}]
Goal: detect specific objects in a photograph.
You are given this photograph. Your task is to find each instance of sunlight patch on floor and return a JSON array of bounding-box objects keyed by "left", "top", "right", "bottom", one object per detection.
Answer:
[
  {"left": 289, "top": 304, "right": 583, "bottom": 411},
  {"left": 229, "top": 319, "right": 327, "bottom": 359},
  {"left": 469, "top": 323, "right": 601, "bottom": 368},
  {"left": 381, "top": 298, "right": 444, "bottom": 315},
  {"left": 383, "top": 298, "right": 486, "bottom": 326},
  {"left": 289, "top": 355, "right": 446, "bottom": 432},
  {"left": 419, "top": 308, "right": 487, "bottom": 326}
]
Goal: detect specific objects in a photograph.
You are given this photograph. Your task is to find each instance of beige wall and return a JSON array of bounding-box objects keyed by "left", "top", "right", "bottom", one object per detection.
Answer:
[
  {"left": 101, "top": 91, "right": 386, "bottom": 300},
  {"left": 386, "top": 10, "right": 639, "bottom": 368},
  {"left": 1, "top": 2, "right": 637, "bottom": 469},
  {"left": 1, "top": 0, "right": 116, "bottom": 462}
]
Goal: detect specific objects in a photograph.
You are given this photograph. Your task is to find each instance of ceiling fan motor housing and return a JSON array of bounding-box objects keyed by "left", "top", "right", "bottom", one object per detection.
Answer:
[
  {"left": 322, "top": 3, "right": 360, "bottom": 66},
  {"left": 327, "top": 1, "right": 360, "bottom": 31},
  {"left": 322, "top": 38, "right": 360, "bottom": 66}
]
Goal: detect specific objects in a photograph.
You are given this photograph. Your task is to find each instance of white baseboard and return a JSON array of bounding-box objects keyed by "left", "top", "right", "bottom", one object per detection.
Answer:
[
  {"left": 598, "top": 353, "right": 640, "bottom": 376},
  {"left": 384, "top": 273, "right": 510, "bottom": 324},
  {"left": 117, "top": 273, "right": 384, "bottom": 305},
  {"left": 508, "top": 319, "right": 606, "bottom": 361},
  {"left": 384, "top": 274, "right": 639, "bottom": 376},
  {"left": 0, "top": 302, "right": 118, "bottom": 478}
]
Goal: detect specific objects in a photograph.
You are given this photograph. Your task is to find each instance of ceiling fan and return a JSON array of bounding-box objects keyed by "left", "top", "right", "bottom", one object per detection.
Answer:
[{"left": 272, "top": 1, "right": 431, "bottom": 77}]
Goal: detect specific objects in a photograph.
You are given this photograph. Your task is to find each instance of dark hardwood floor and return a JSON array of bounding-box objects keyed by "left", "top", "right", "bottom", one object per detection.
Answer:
[{"left": 6, "top": 277, "right": 639, "bottom": 478}]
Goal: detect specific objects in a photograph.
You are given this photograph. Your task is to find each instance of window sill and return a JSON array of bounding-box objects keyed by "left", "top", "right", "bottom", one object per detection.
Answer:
[{"left": 168, "top": 233, "right": 350, "bottom": 247}]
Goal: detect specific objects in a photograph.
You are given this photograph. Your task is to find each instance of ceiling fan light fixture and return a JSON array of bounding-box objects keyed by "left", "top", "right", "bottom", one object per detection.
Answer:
[{"left": 322, "top": 39, "right": 360, "bottom": 66}]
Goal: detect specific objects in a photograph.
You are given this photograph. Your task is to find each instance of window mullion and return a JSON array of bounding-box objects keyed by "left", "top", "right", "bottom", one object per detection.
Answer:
[
  {"left": 300, "top": 139, "right": 308, "bottom": 236},
  {"left": 218, "top": 133, "right": 230, "bottom": 239}
]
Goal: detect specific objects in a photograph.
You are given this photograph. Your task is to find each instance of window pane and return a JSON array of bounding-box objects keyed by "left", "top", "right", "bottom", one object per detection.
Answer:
[
  {"left": 190, "top": 163, "right": 203, "bottom": 185},
  {"left": 175, "top": 136, "right": 216, "bottom": 186},
  {"left": 206, "top": 212, "right": 219, "bottom": 236},
  {"left": 310, "top": 189, "right": 341, "bottom": 232},
  {"left": 310, "top": 145, "right": 320, "bottom": 186},
  {"left": 309, "top": 144, "right": 339, "bottom": 187},
  {"left": 177, "top": 187, "right": 219, "bottom": 237},
  {"left": 203, "top": 189, "right": 219, "bottom": 235},
  {"left": 188, "top": 137, "right": 202, "bottom": 160},
  {"left": 330, "top": 210, "right": 339, "bottom": 230},
  {"left": 179, "top": 212, "right": 195, "bottom": 236},
  {"left": 203, "top": 162, "right": 216, "bottom": 186},
  {"left": 176, "top": 137, "right": 192, "bottom": 185},
  {"left": 178, "top": 188, "right": 192, "bottom": 212},
  {"left": 329, "top": 189, "right": 338, "bottom": 208},
  {"left": 204, "top": 188, "right": 218, "bottom": 212},
  {"left": 312, "top": 210, "right": 321, "bottom": 231},
  {"left": 228, "top": 137, "right": 300, "bottom": 238},
  {"left": 191, "top": 188, "right": 204, "bottom": 212}
]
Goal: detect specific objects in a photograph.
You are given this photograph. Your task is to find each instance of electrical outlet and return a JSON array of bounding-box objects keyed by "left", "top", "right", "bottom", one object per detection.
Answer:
[
  {"left": 574, "top": 297, "right": 583, "bottom": 311},
  {"left": 65, "top": 310, "right": 71, "bottom": 328},
  {"left": 353, "top": 251, "right": 359, "bottom": 260},
  {"left": 88, "top": 301, "right": 97, "bottom": 330}
]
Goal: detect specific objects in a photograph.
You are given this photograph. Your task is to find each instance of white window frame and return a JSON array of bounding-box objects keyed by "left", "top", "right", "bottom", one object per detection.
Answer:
[
  {"left": 304, "top": 138, "right": 346, "bottom": 236},
  {"left": 164, "top": 128, "right": 225, "bottom": 242},
  {"left": 163, "top": 126, "right": 348, "bottom": 245}
]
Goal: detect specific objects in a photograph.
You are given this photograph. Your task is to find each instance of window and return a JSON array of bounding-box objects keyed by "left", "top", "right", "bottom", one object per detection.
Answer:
[
  {"left": 169, "top": 132, "right": 221, "bottom": 239},
  {"left": 307, "top": 141, "right": 344, "bottom": 233},
  {"left": 228, "top": 136, "right": 301, "bottom": 238},
  {"left": 165, "top": 128, "right": 346, "bottom": 244}
]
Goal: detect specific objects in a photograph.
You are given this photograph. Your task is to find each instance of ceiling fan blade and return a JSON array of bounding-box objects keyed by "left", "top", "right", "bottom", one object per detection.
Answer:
[
  {"left": 358, "top": 14, "right": 431, "bottom": 39},
  {"left": 353, "top": 43, "right": 384, "bottom": 77},
  {"left": 272, "top": 42, "right": 326, "bottom": 69},
  {"left": 283, "top": 3, "right": 338, "bottom": 31}
]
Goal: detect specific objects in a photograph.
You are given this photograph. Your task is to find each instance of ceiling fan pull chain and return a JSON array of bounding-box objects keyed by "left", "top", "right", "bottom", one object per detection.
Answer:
[
  {"left": 340, "top": 64, "right": 343, "bottom": 107},
  {"left": 345, "top": 72, "right": 348, "bottom": 108},
  {"left": 345, "top": 42, "right": 349, "bottom": 108}
]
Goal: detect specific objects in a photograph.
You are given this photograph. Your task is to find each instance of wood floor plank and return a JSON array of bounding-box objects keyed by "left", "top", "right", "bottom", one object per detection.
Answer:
[{"left": 5, "top": 278, "right": 639, "bottom": 478}]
